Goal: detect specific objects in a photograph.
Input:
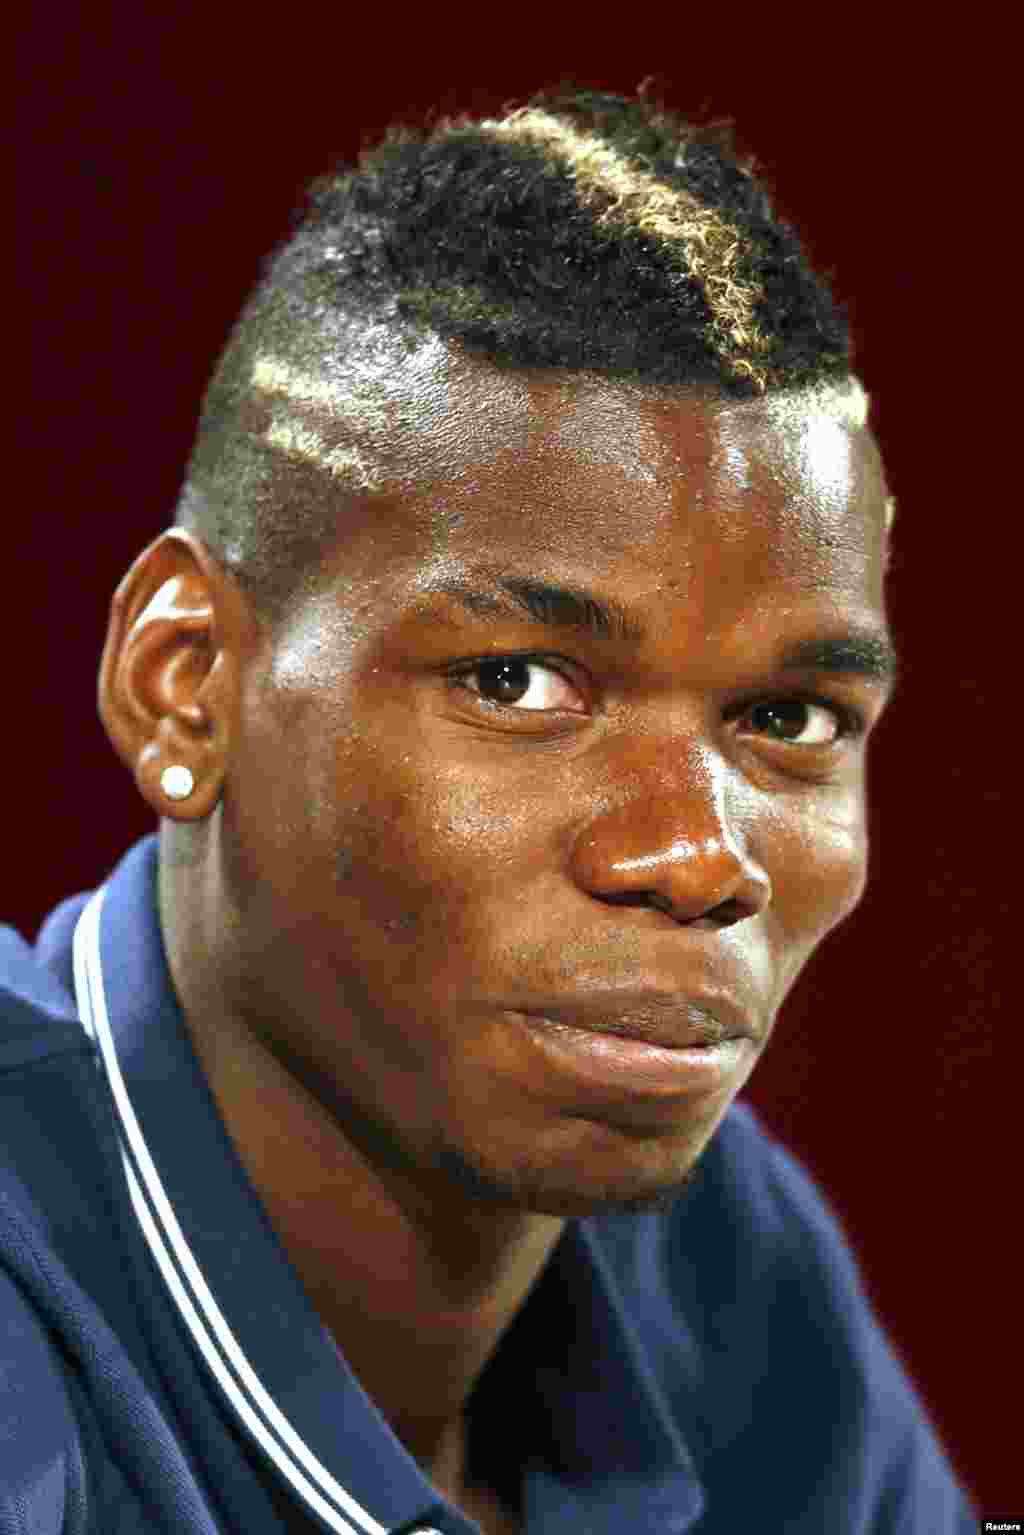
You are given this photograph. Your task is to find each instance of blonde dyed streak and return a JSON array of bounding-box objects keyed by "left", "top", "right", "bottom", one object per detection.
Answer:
[
  {"left": 477, "top": 107, "right": 771, "bottom": 388},
  {"left": 264, "top": 416, "right": 380, "bottom": 491},
  {"left": 252, "top": 355, "right": 387, "bottom": 491},
  {"left": 252, "top": 355, "right": 392, "bottom": 438}
]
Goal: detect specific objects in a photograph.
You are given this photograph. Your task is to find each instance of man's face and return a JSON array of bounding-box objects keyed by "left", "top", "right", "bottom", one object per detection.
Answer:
[{"left": 212, "top": 348, "right": 894, "bottom": 1216}]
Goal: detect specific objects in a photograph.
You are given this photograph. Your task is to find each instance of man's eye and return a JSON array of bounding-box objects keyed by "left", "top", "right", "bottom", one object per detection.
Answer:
[
  {"left": 740, "top": 698, "right": 846, "bottom": 745},
  {"left": 454, "top": 657, "right": 586, "bottom": 712}
]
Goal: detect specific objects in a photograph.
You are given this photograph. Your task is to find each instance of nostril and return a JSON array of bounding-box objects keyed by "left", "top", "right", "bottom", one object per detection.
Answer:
[
  {"left": 707, "top": 898, "right": 751, "bottom": 928},
  {"left": 601, "top": 891, "right": 665, "bottom": 910},
  {"left": 597, "top": 891, "right": 754, "bottom": 926}
]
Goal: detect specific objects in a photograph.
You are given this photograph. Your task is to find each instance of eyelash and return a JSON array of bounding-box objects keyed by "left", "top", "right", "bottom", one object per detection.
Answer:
[{"left": 446, "top": 652, "right": 867, "bottom": 744}]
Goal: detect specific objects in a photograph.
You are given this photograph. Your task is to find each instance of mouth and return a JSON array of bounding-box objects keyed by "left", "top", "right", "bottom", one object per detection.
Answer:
[
  {"left": 518, "top": 989, "right": 755, "bottom": 1050},
  {"left": 508, "top": 991, "right": 758, "bottom": 1101}
]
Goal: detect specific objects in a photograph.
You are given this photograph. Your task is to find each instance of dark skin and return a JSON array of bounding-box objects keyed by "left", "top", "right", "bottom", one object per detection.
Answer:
[{"left": 99, "top": 346, "right": 895, "bottom": 1532}]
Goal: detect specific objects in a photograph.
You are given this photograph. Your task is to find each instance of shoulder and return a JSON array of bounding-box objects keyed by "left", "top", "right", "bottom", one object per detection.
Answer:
[
  {"left": 583, "top": 1098, "right": 882, "bottom": 1381},
  {"left": 589, "top": 1098, "right": 863, "bottom": 1291},
  {"left": 1, "top": 915, "right": 105, "bottom": 1274},
  {"left": 1, "top": 1165, "right": 217, "bottom": 1535},
  {"left": 0, "top": 908, "right": 89, "bottom": 1074},
  {"left": 0, "top": 966, "right": 93, "bottom": 1535},
  {"left": 694, "top": 1097, "right": 862, "bottom": 1272},
  {"left": 0, "top": 911, "right": 217, "bottom": 1533},
  {"left": 587, "top": 1100, "right": 977, "bottom": 1529},
  {"left": 0, "top": 1258, "right": 89, "bottom": 1534},
  {"left": 656, "top": 1098, "right": 896, "bottom": 1360},
  {"left": 1, "top": 914, "right": 105, "bottom": 1241}
]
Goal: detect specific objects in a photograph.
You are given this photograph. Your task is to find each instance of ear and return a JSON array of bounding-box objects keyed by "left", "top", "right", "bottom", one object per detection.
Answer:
[{"left": 98, "top": 529, "right": 245, "bottom": 821}]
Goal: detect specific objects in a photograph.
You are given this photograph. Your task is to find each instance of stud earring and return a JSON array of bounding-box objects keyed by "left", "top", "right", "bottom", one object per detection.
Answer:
[{"left": 160, "top": 765, "right": 195, "bottom": 801}]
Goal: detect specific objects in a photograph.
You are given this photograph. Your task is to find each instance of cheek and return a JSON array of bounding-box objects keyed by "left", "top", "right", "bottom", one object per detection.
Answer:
[
  {"left": 768, "top": 792, "right": 869, "bottom": 966},
  {"left": 326, "top": 744, "right": 543, "bottom": 945}
]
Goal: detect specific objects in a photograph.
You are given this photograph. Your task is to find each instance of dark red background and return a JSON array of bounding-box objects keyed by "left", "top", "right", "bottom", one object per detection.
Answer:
[{"left": 14, "top": 9, "right": 1017, "bottom": 1517}]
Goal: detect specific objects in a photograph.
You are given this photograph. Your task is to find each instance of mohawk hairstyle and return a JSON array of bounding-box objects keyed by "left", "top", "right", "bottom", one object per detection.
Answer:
[{"left": 181, "top": 80, "right": 856, "bottom": 619}]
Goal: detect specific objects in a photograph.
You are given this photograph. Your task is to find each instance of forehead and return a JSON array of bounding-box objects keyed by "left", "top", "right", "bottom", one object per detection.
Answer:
[{"left": 255, "top": 337, "right": 890, "bottom": 618}]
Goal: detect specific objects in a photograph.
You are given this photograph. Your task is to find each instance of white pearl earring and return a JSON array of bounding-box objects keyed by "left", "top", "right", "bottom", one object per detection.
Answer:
[{"left": 160, "top": 765, "right": 195, "bottom": 801}]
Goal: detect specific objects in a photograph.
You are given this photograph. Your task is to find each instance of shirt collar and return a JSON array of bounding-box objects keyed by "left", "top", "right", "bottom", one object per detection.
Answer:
[{"left": 73, "top": 833, "right": 705, "bottom": 1534}]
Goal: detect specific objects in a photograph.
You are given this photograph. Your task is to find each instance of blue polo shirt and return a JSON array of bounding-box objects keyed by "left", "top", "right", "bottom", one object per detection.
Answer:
[{"left": 1, "top": 835, "right": 976, "bottom": 1533}]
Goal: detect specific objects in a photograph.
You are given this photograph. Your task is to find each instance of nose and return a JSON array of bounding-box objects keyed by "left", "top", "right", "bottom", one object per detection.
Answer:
[{"left": 570, "top": 745, "right": 772, "bottom": 928}]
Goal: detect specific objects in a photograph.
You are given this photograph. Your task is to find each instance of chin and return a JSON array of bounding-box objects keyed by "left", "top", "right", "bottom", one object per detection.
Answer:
[{"left": 435, "top": 1124, "right": 713, "bottom": 1218}]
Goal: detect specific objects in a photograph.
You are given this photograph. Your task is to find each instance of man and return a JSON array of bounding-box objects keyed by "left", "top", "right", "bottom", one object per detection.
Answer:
[{"left": 1, "top": 84, "right": 975, "bottom": 1533}]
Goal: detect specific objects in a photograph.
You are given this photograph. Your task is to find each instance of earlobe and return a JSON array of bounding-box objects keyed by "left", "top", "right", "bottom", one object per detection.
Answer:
[{"left": 98, "top": 530, "right": 234, "bottom": 821}]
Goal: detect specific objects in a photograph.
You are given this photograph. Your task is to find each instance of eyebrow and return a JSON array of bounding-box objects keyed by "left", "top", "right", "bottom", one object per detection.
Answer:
[
  {"left": 431, "top": 575, "right": 901, "bottom": 689},
  {"left": 435, "top": 576, "right": 645, "bottom": 644}
]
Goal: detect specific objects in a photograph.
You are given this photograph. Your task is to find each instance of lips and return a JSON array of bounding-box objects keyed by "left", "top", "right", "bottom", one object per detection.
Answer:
[
  {"left": 508, "top": 992, "right": 757, "bottom": 1103},
  {"left": 516, "top": 991, "right": 755, "bottom": 1052}
]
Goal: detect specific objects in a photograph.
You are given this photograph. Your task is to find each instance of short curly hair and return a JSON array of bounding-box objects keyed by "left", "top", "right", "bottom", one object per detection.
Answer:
[{"left": 180, "top": 79, "right": 860, "bottom": 619}]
